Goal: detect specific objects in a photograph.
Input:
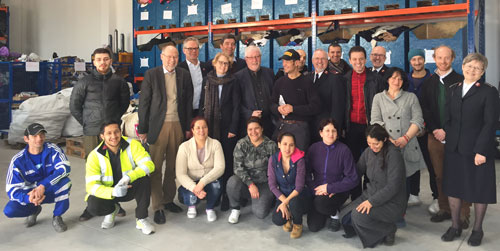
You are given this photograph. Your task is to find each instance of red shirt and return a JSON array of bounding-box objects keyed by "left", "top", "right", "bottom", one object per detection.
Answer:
[{"left": 350, "top": 70, "right": 367, "bottom": 124}]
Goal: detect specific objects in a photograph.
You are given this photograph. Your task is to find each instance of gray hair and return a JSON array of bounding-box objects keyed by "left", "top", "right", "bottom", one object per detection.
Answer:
[
  {"left": 183, "top": 37, "right": 200, "bottom": 47},
  {"left": 462, "top": 53, "right": 488, "bottom": 70},
  {"left": 244, "top": 45, "right": 261, "bottom": 56}
]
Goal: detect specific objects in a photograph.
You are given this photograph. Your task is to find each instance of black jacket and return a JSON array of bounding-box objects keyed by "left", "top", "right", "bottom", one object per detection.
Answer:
[
  {"left": 444, "top": 82, "right": 500, "bottom": 156},
  {"left": 420, "top": 70, "right": 463, "bottom": 132},
  {"left": 70, "top": 69, "right": 129, "bottom": 136},
  {"left": 344, "top": 69, "right": 385, "bottom": 130},
  {"left": 231, "top": 58, "right": 247, "bottom": 74},
  {"left": 138, "top": 66, "right": 193, "bottom": 144},
  {"left": 178, "top": 60, "right": 212, "bottom": 78},
  {"left": 308, "top": 70, "right": 347, "bottom": 134}
]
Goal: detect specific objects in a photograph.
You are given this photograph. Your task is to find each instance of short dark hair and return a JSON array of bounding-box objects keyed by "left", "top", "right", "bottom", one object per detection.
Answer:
[
  {"left": 246, "top": 116, "right": 263, "bottom": 128},
  {"left": 100, "top": 120, "right": 121, "bottom": 135},
  {"left": 278, "top": 132, "right": 296, "bottom": 144},
  {"left": 328, "top": 43, "right": 341, "bottom": 51},
  {"left": 221, "top": 34, "right": 237, "bottom": 44},
  {"left": 365, "top": 124, "right": 389, "bottom": 142},
  {"left": 383, "top": 67, "right": 409, "bottom": 91},
  {"left": 318, "top": 118, "right": 339, "bottom": 133},
  {"left": 92, "top": 48, "right": 112, "bottom": 58},
  {"left": 190, "top": 116, "right": 208, "bottom": 130},
  {"left": 348, "top": 46, "right": 366, "bottom": 58}
]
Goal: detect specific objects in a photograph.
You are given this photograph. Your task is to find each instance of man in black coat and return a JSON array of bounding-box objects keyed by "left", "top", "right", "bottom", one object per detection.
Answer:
[
  {"left": 369, "top": 46, "right": 389, "bottom": 78},
  {"left": 178, "top": 37, "right": 212, "bottom": 116},
  {"left": 70, "top": 47, "right": 130, "bottom": 221},
  {"left": 215, "top": 34, "right": 246, "bottom": 74},
  {"left": 327, "top": 43, "right": 352, "bottom": 75},
  {"left": 234, "top": 45, "right": 275, "bottom": 139},
  {"left": 420, "top": 45, "right": 470, "bottom": 227},
  {"left": 138, "top": 44, "right": 193, "bottom": 224},
  {"left": 308, "top": 49, "right": 346, "bottom": 143}
]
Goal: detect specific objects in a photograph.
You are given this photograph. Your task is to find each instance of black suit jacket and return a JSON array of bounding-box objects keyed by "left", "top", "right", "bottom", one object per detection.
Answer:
[
  {"left": 178, "top": 60, "right": 212, "bottom": 78},
  {"left": 308, "top": 70, "right": 347, "bottom": 133},
  {"left": 444, "top": 82, "right": 500, "bottom": 156},
  {"left": 138, "top": 66, "right": 193, "bottom": 144},
  {"left": 231, "top": 58, "right": 247, "bottom": 74}
]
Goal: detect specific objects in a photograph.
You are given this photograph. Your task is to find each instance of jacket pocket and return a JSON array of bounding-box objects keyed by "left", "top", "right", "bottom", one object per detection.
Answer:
[{"left": 403, "top": 143, "right": 420, "bottom": 162}]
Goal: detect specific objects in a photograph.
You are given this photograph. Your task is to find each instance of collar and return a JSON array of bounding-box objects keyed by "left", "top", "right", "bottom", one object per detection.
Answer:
[
  {"left": 278, "top": 147, "right": 305, "bottom": 163},
  {"left": 435, "top": 68, "right": 452, "bottom": 79},
  {"left": 322, "top": 140, "right": 337, "bottom": 149},
  {"left": 163, "top": 66, "right": 176, "bottom": 74},
  {"left": 187, "top": 59, "right": 200, "bottom": 67},
  {"left": 97, "top": 137, "right": 130, "bottom": 157},
  {"left": 92, "top": 68, "right": 113, "bottom": 81},
  {"left": 353, "top": 68, "right": 366, "bottom": 76},
  {"left": 373, "top": 65, "right": 384, "bottom": 72}
]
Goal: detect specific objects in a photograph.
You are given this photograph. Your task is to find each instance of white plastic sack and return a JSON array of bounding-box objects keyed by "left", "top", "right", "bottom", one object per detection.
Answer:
[
  {"left": 121, "top": 110, "right": 139, "bottom": 140},
  {"left": 62, "top": 115, "right": 83, "bottom": 137}
]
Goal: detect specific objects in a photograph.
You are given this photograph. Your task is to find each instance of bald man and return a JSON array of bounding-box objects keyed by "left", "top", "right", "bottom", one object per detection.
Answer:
[
  {"left": 138, "top": 44, "right": 193, "bottom": 224},
  {"left": 274, "top": 49, "right": 309, "bottom": 81},
  {"left": 369, "top": 46, "right": 388, "bottom": 77}
]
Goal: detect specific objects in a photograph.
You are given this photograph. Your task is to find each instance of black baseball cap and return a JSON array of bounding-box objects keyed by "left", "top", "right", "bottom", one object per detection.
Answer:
[
  {"left": 279, "top": 49, "right": 300, "bottom": 61},
  {"left": 24, "top": 123, "right": 47, "bottom": 136}
]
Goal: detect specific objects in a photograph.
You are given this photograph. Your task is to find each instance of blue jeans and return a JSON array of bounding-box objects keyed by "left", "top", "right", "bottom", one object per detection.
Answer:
[{"left": 178, "top": 180, "right": 221, "bottom": 210}]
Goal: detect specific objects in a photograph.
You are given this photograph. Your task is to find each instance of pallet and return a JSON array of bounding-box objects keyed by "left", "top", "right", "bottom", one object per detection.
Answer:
[{"left": 66, "top": 137, "right": 85, "bottom": 159}]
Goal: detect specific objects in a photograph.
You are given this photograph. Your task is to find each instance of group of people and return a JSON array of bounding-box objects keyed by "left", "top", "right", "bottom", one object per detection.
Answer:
[{"left": 4, "top": 33, "right": 499, "bottom": 248}]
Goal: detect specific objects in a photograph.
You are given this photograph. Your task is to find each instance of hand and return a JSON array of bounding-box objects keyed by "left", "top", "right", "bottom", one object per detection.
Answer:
[
  {"left": 277, "top": 105, "right": 290, "bottom": 116},
  {"left": 474, "top": 153, "right": 486, "bottom": 166},
  {"left": 193, "top": 182, "right": 205, "bottom": 199},
  {"left": 228, "top": 133, "right": 236, "bottom": 138},
  {"left": 112, "top": 184, "right": 128, "bottom": 197},
  {"left": 28, "top": 190, "right": 45, "bottom": 206},
  {"left": 248, "top": 183, "right": 260, "bottom": 199},
  {"left": 394, "top": 137, "right": 408, "bottom": 148},
  {"left": 433, "top": 129, "right": 446, "bottom": 142},
  {"left": 356, "top": 200, "right": 373, "bottom": 214},
  {"left": 197, "top": 190, "right": 207, "bottom": 199},
  {"left": 117, "top": 175, "right": 130, "bottom": 186},
  {"left": 251, "top": 110, "right": 262, "bottom": 118},
  {"left": 277, "top": 202, "right": 290, "bottom": 220},
  {"left": 185, "top": 131, "right": 193, "bottom": 139},
  {"left": 138, "top": 133, "right": 147, "bottom": 143},
  {"left": 314, "top": 184, "right": 328, "bottom": 196},
  {"left": 283, "top": 104, "right": 293, "bottom": 114},
  {"left": 33, "top": 185, "right": 45, "bottom": 200}
]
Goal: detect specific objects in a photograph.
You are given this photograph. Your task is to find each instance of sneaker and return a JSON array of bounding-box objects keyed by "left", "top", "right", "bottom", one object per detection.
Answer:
[
  {"left": 327, "top": 217, "right": 341, "bottom": 232},
  {"left": 52, "top": 216, "right": 67, "bottom": 233},
  {"left": 101, "top": 204, "right": 120, "bottom": 229},
  {"left": 428, "top": 199, "right": 439, "bottom": 214},
  {"left": 187, "top": 206, "right": 197, "bottom": 219},
  {"left": 136, "top": 218, "right": 155, "bottom": 235},
  {"left": 25, "top": 206, "right": 42, "bottom": 227},
  {"left": 79, "top": 208, "right": 93, "bottom": 222},
  {"left": 206, "top": 209, "right": 217, "bottom": 222},
  {"left": 408, "top": 194, "right": 422, "bottom": 206},
  {"left": 228, "top": 209, "right": 240, "bottom": 224}
]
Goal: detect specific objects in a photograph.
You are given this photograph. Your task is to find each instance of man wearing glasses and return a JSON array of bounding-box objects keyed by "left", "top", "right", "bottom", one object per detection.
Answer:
[
  {"left": 138, "top": 44, "right": 193, "bottom": 224},
  {"left": 369, "top": 46, "right": 389, "bottom": 77},
  {"left": 235, "top": 45, "right": 275, "bottom": 138},
  {"left": 179, "top": 37, "right": 212, "bottom": 116}
]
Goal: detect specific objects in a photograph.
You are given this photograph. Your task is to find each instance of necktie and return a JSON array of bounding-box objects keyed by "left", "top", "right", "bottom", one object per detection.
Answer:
[{"left": 314, "top": 73, "right": 319, "bottom": 83}]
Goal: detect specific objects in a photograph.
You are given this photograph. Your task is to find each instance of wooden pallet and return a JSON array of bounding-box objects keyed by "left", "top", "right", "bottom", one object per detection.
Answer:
[{"left": 66, "top": 137, "right": 85, "bottom": 159}]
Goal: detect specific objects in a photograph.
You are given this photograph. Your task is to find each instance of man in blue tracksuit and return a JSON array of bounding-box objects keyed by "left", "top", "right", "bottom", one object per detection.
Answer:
[{"left": 4, "top": 123, "right": 71, "bottom": 232}]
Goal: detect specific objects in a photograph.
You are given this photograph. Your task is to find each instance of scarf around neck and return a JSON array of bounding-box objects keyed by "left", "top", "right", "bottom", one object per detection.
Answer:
[{"left": 203, "top": 70, "right": 235, "bottom": 139}]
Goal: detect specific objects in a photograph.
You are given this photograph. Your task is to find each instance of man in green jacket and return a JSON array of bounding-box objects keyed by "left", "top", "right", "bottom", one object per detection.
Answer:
[{"left": 85, "top": 121, "right": 155, "bottom": 235}]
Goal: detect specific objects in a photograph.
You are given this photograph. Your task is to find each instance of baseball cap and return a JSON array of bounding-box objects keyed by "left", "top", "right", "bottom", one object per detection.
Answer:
[
  {"left": 24, "top": 123, "right": 47, "bottom": 136},
  {"left": 279, "top": 49, "right": 300, "bottom": 61}
]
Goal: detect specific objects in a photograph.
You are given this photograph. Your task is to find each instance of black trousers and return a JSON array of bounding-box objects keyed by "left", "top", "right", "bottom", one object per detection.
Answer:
[
  {"left": 417, "top": 132, "right": 438, "bottom": 199},
  {"left": 87, "top": 176, "right": 151, "bottom": 219},
  {"left": 307, "top": 192, "right": 349, "bottom": 232},
  {"left": 345, "top": 123, "right": 368, "bottom": 200},
  {"left": 272, "top": 192, "right": 311, "bottom": 225}
]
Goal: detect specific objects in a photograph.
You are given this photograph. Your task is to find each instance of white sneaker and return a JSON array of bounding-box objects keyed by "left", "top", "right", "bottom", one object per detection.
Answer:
[
  {"left": 408, "top": 194, "right": 422, "bottom": 206},
  {"left": 187, "top": 206, "right": 197, "bottom": 219},
  {"left": 136, "top": 218, "right": 155, "bottom": 235},
  {"left": 228, "top": 209, "right": 240, "bottom": 224},
  {"left": 428, "top": 199, "right": 439, "bottom": 214},
  {"left": 101, "top": 204, "right": 120, "bottom": 229},
  {"left": 206, "top": 209, "right": 217, "bottom": 222}
]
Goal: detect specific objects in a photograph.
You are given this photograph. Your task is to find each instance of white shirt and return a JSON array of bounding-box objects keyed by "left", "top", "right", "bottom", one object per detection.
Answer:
[
  {"left": 314, "top": 71, "right": 324, "bottom": 83},
  {"left": 435, "top": 68, "right": 453, "bottom": 85},
  {"left": 462, "top": 81, "right": 475, "bottom": 97},
  {"left": 163, "top": 66, "right": 175, "bottom": 74},
  {"left": 372, "top": 65, "right": 383, "bottom": 72},
  {"left": 187, "top": 60, "right": 203, "bottom": 109}
]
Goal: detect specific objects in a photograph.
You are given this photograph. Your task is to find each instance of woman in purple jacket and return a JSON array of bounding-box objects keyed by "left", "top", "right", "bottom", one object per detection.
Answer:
[
  {"left": 306, "top": 118, "right": 358, "bottom": 233},
  {"left": 267, "top": 132, "right": 310, "bottom": 239}
]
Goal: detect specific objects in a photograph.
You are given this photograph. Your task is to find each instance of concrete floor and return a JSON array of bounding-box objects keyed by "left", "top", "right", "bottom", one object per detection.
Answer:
[{"left": 0, "top": 142, "right": 499, "bottom": 251}]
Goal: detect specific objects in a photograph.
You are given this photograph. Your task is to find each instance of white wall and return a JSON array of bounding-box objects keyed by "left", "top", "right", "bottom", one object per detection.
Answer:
[{"left": 3, "top": 0, "right": 132, "bottom": 61}]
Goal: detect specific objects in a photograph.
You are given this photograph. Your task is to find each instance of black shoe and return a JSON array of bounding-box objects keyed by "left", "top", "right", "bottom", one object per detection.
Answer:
[
  {"left": 327, "top": 218, "right": 341, "bottom": 232},
  {"left": 431, "top": 211, "right": 451, "bottom": 222},
  {"left": 384, "top": 231, "right": 396, "bottom": 246},
  {"left": 467, "top": 230, "right": 484, "bottom": 246},
  {"left": 154, "top": 210, "right": 166, "bottom": 224},
  {"left": 52, "top": 216, "right": 67, "bottom": 233},
  {"left": 164, "top": 202, "right": 182, "bottom": 213},
  {"left": 25, "top": 206, "right": 42, "bottom": 227},
  {"left": 220, "top": 196, "right": 230, "bottom": 212},
  {"left": 117, "top": 204, "right": 126, "bottom": 217},
  {"left": 342, "top": 224, "right": 357, "bottom": 239},
  {"left": 79, "top": 208, "right": 93, "bottom": 222},
  {"left": 441, "top": 227, "right": 462, "bottom": 242}
]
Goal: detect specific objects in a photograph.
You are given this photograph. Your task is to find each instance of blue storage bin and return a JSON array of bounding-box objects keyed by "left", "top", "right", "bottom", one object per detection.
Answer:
[
  {"left": 360, "top": 34, "right": 406, "bottom": 70},
  {"left": 315, "top": 36, "right": 356, "bottom": 69},
  {"left": 212, "top": 0, "right": 241, "bottom": 24},
  {"left": 409, "top": 0, "right": 465, "bottom": 8},
  {"left": 133, "top": 1, "right": 157, "bottom": 30},
  {"left": 318, "top": 0, "right": 358, "bottom": 16},
  {"left": 241, "top": 0, "right": 273, "bottom": 22},
  {"left": 273, "top": 0, "right": 310, "bottom": 19},
  {"left": 359, "top": 0, "right": 406, "bottom": 12},
  {"left": 133, "top": 48, "right": 156, "bottom": 76},
  {"left": 180, "top": 0, "right": 207, "bottom": 27},
  {"left": 155, "top": 0, "right": 180, "bottom": 29}
]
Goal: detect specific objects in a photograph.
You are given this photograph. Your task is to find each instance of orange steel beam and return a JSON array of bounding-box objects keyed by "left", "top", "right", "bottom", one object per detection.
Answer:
[
  {"left": 134, "top": 77, "right": 144, "bottom": 83},
  {"left": 135, "top": 26, "right": 209, "bottom": 37},
  {"left": 211, "top": 16, "right": 312, "bottom": 30}
]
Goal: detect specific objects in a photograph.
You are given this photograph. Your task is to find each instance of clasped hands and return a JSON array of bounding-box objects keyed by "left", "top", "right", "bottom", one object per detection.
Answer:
[
  {"left": 28, "top": 185, "right": 46, "bottom": 206},
  {"left": 277, "top": 104, "right": 293, "bottom": 116}
]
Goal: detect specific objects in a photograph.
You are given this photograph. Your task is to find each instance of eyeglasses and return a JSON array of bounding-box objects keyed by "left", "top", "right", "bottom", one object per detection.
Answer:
[
  {"left": 161, "top": 54, "right": 178, "bottom": 60},
  {"left": 464, "top": 64, "right": 483, "bottom": 72},
  {"left": 184, "top": 47, "right": 199, "bottom": 51},
  {"left": 245, "top": 56, "right": 261, "bottom": 60},
  {"left": 217, "top": 61, "right": 229, "bottom": 66},
  {"left": 370, "top": 53, "right": 385, "bottom": 58}
]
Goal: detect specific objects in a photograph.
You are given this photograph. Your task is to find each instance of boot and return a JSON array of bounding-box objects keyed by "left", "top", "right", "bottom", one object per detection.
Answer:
[
  {"left": 290, "top": 224, "right": 303, "bottom": 239},
  {"left": 282, "top": 220, "right": 292, "bottom": 232}
]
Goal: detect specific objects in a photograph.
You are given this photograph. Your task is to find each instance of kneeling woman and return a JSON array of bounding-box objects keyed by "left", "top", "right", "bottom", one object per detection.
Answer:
[
  {"left": 268, "top": 133, "right": 310, "bottom": 239},
  {"left": 176, "top": 117, "right": 225, "bottom": 222},
  {"left": 341, "top": 124, "right": 407, "bottom": 248}
]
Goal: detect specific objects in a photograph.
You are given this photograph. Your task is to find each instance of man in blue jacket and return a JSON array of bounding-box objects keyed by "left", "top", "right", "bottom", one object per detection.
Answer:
[{"left": 4, "top": 123, "right": 71, "bottom": 232}]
